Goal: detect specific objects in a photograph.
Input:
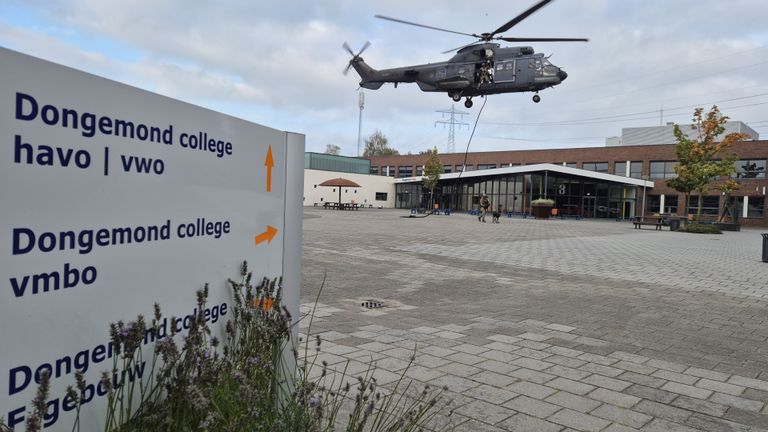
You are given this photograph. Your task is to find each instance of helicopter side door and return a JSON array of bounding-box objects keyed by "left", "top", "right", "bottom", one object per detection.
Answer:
[{"left": 493, "top": 60, "right": 516, "bottom": 83}]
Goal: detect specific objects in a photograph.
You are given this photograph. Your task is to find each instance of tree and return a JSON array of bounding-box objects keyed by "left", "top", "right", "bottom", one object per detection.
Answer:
[
  {"left": 362, "top": 130, "right": 399, "bottom": 157},
  {"left": 667, "top": 106, "right": 747, "bottom": 220},
  {"left": 324, "top": 144, "right": 341, "bottom": 155},
  {"left": 422, "top": 147, "right": 443, "bottom": 210}
]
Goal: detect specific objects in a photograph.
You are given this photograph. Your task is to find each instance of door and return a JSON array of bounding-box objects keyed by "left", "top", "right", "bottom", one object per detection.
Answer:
[{"left": 583, "top": 197, "right": 596, "bottom": 218}]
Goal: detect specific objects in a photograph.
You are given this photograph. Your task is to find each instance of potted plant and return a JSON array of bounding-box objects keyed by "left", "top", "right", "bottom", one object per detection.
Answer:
[{"left": 531, "top": 198, "right": 555, "bottom": 219}]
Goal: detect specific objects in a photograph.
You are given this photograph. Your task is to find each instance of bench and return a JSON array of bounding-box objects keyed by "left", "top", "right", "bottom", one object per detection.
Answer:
[
  {"left": 633, "top": 217, "right": 662, "bottom": 230},
  {"left": 506, "top": 211, "right": 529, "bottom": 218}
]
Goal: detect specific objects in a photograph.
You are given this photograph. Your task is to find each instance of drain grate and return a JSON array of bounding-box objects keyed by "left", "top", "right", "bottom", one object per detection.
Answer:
[{"left": 361, "top": 299, "right": 384, "bottom": 309}]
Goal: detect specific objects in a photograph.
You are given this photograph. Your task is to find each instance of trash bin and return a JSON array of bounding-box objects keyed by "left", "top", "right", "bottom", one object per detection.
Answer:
[
  {"left": 763, "top": 233, "right": 768, "bottom": 263},
  {"left": 669, "top": 219, "right": 681, "bottom": 232}
]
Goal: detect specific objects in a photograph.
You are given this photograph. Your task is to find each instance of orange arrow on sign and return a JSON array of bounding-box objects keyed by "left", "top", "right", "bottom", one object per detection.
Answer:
[
  {"left": 265, "top": 145, "right": 274, "bottom": 192},
  {"left": 254, "top": 225, "right": 278, "bottom": 245}
]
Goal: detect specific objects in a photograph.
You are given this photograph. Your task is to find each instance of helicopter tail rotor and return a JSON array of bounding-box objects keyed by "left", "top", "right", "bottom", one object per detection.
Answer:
[{"left": 343, "top": 41, "right": 371, "bottom": 75}]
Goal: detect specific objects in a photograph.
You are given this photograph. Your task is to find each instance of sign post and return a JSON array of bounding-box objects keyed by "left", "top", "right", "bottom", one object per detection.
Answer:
[{"left": 0, "top": 48, "right": 303, "bottom": 430}]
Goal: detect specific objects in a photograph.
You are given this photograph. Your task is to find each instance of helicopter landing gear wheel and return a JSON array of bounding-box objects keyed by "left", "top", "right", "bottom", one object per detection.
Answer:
[
  {"left": 532, "top": 94, "right": 541, "bottom": 103},
  {"left": 450, "top": 92, "right": 462, "bottom": 102},
  {"left": 464, "top": 97, "right": 473, "bottom": 108}
]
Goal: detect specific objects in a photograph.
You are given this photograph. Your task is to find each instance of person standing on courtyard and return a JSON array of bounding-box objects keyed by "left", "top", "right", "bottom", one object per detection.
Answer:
[{"left": 479, "top": 193, "right": 490, "bottom": 222}]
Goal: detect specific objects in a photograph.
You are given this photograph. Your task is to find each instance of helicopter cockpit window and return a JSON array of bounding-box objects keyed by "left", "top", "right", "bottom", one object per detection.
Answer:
[{"left": 541, "top": 58, "right": 558, "bottom": 77}]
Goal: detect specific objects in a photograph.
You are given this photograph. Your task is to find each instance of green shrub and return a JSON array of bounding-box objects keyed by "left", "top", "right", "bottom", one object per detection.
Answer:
[{"left": 680, "top": 223, "right": 722, "bottom": 234}]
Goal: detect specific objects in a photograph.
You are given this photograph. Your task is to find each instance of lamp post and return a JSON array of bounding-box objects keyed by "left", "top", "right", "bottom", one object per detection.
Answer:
[{"left": 641, "top": 175, "right": 649, "bottom": 217}]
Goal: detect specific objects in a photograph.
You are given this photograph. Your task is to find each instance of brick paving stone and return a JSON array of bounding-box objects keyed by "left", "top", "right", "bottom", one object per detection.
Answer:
[
  {"left": 517, "top": 340, "right": 552, "bottom": 350},
  {"left": 645, "top": 359, "right": 688, "bottom": 373},
  {"left": 633, "top": 400, "right": 692, "bottom": 423},
  {"left": 723, "top": 407, "right": 768, "bottom": 429},
  {"left": 583, "top": 374, "right": 632, "bottom": 391},
  {"left": 475, "top": 359, "right": 520, "bottom": 375},
  {"left": 548, "top": 377, "right": 597, "bottom": 395},
  {"left": 590, "top": 404, "right": 653, "bottom": 429},
  {"left": 508, "top": 381, "right": 559, "bottom": 399},
  {"left": 685, "top": 413, "right": 757, "bottom": 432},
  {"left": 518, "top": 332, "right": 552, "bottom": 341},
  {"left": 651, "top": 369, "right": 699, "bottom": 385},
  {"left": 588, "top": 388, "right": 641, "bottom": 408},
  {"left": 546, "top": 365, "right": 593, "bottom": 381},
  {"left": 545, "top": 323, "right": 577, "bottom": 332},
  {"left": 402, "top": 364, "right": 446, "bottom": 382},
  {"left": 548, "top": 408, "right": 612, "bottom": 432},
  {"left": 510, "top": 367, "right": 557, "bottom": 384},
  {"left": 662, "top": 381, "right": 713, "bottom": 400},
  {"left": 610, "top": 351, "right": 651, "bottom": 364},
  {"left": 437, "top": 362, "right": 483, "bottom": 378},
  {"left": 504, "top": 395, "right": 563, "bottom": 417},
  {"left": 470, "top": 370, "right": 519, "bottom": 388},
  {"left": 613, "top": 360, "right": 657, "bottom": 375},
  {"left": 624, "top": 384, "right": 679, "bottom": 404},
  {"left": 641, "top": 418, "right": 701, "bottom": 432},
  {"left": 546, "top": 391, "right": 603, "bottom": 413},
  {"left": 684, "top": 367, "right": 731, "bottom": 382},
  {"left": 512, "top": 357, "right": 555, "bottom": 371},
  {"left": 453, "top": 419, "right": 506, "bottom": 432},
  {"left": 464, "top": 384, "right": 519, "bottom": 405},
  {"left": 487, "top": 334, "right": 522, "bottom": 344},
  {"left": 671, "top": 395, "right": 728, "bottom": 417},
  {"left": 547, "top": 355, "right": 588, "bottom": 368},
  {"left": 580, "top": 362, "right": 625, "bottom": 378},
  {"left": 446, "top": 351, "right": 484, "bottom": 365},
  {"left": 452, "top": 343, "right": 489, "bottom": 355},
  {"left": 709, "top": 392, "right": 765, "bottom": 412},
  {"left": 547, "top": 346, "right": 585, "bottom": 358},
  {"left": 482, "top": 341, "right": 518, "bottom": 353},
  {"left": 411, "top": 326, "right": 440, "bottom": 334},
  {"left": 619, "top": 371, "right": 667, "bottom": 388},
  {"left": 578, "top": 353, "right": 619, "bottom": 366},
  {"left": 454, "top": 398, "right": 516, "bottom": 425},
  {"left": 419, "top": 345, "right": 456, "bottom": 358},
  {"left": 515, "top": 347, "right": 554, "bottom": 360},
  {"left": 603, "top": 424, "right": 641, "bottom": 432},
  {"left": 695, "top": 378, "right": 746, "bottom": 396},
  {"left": 743, "top": 388, "right": 768, "bottom": 403},
  {"left": 478, "top": 349, "right": 520, "bottom": 363},
  {"left": 728, "top": 375, "right": 768, "bottom": 392},
  {"left": 413, "top": 353, "right": 453, "bottom": 368},
  {"left": 497, "top": 413, "right": 564, "bottom": 432},
  {"left": 428, "top": 374, "right": 482, "bottom": 393}
]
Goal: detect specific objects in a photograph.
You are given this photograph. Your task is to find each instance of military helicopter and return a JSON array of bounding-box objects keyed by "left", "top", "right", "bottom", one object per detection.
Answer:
[{"left": 343, "top": 0, "right": 587, "bottom": 108}]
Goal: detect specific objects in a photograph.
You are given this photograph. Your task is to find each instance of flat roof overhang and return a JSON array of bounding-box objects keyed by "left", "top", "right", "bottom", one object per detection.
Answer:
[{"left": 395, "top": 163, "right": 655, "bottom": 188}]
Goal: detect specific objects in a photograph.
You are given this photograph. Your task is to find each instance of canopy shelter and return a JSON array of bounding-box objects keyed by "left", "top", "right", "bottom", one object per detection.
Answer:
[{"left": 318, "top": 177, "right": 361, "bottom": 208}]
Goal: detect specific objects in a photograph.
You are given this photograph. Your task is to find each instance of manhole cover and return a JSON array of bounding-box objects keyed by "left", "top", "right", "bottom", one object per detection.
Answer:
[{"left": 361, "top": 299, "right": 385, "bottom": 309}]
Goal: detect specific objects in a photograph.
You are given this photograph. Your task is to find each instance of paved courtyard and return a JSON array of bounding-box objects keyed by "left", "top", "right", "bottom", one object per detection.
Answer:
[{"left": 300, "top": 208, "right": 768, "bottom": 431}]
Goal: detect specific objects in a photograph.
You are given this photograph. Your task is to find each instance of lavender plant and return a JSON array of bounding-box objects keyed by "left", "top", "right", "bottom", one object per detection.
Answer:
[{"left": 7, "top": 262, "right": 453, "bottom": 432}]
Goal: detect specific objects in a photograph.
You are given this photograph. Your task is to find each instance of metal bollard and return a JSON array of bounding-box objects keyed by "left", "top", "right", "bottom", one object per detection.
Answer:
[{"left": 763, "top": 233, "right": 768, "bottom": 263}]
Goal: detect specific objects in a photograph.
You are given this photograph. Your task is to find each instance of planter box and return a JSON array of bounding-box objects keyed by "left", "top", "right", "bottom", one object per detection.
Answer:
[
  {"left": 714, "top": 222, "right": 741, "bottom": 232},
  {"left": 531, "top": 206, "right": 552, "bottom": 219}
]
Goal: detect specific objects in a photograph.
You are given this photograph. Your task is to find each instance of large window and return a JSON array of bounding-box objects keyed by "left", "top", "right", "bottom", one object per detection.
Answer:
[
  {"left": 477, "top": 164, "right": 496, "bottom": 170},
  {"left": 650, "top": 161, "right": 677, "bottom": 180},
  {"left": 583, "top": 162, "right": 608, "bottom": 173},
  {"left": 664, "top": 195, "right": 678, "bottom": 214},
  {"left": 748, "top": 197, "right": 765, "bottom": 218},
  {"left": 416, "top": 166, "right": 424, "bottom": 176},
  {"left": 397, "top": 166, "right": 412, "bottom": 177},
  {"left": 733, "top": 159, "right": 766, "bottom": 179},
  {"left": 647, "top": 195, "right": 661, "bottom": 214},
  {"left": 443, "top": 164, "right": 452, "bottom": 173},
  {"left": 375, "top": 192, "right": 387, "bottom": 201},
  {"left": 686, "top": 196, "right": 719, "bottom": 216},
  {"left": 370, "top": 166, "right": 379, "bottom": 175},
  {"left": 615, "top": 161, "right": 643, "bottom": 178}
]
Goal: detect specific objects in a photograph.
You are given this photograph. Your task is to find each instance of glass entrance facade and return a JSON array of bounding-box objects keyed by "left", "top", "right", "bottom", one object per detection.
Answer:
[{"left": 396, "top": 172, "right": 638, "bottom": 219}]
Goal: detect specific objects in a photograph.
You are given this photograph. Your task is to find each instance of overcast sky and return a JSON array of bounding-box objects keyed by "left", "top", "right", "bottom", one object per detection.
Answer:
[{"left": 2, "top": 0, "right": 767, "bottom": 155}]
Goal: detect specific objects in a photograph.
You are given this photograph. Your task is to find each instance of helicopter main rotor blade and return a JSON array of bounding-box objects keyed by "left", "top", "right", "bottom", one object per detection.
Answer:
[
  {"left": 375, "top": 15, "right": 478, "bottom": 38},
  {"left": 491, "top": 0, "right": 554, "bottom": 37},
  {"left": 498, "top": 36, "right": 589, "bottom": 42}
]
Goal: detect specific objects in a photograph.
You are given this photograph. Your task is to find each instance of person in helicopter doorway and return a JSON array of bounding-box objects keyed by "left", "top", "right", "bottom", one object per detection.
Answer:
[
  {"left": 478, "top": 193, "right": 491, "bottom": 222},
  {"left": 492, "top": 204, "right": 502, "bottom": 223}
]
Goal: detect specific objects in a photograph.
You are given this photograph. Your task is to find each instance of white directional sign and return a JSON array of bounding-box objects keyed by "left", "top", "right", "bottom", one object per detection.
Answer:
[{"left": 0, "top": 48, "right": 304, "bottom": 430}]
